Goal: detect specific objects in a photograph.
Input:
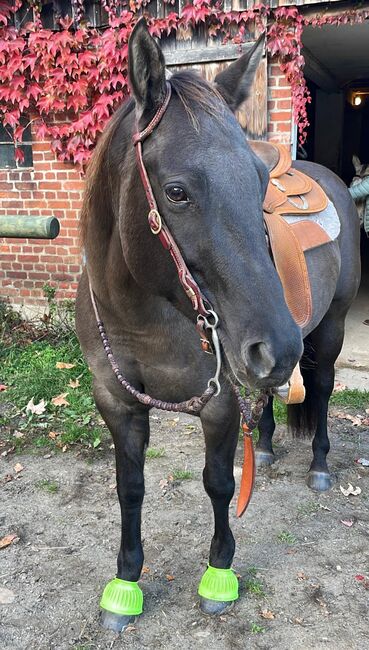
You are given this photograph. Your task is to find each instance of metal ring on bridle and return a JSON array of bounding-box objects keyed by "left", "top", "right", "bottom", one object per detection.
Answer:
[{"left": 148, "top": 209, "right": 162, "bottom": 234}]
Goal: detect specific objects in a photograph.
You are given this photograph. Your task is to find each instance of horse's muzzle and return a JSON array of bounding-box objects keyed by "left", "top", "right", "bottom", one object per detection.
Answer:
[{"left": 240, "top": 332, "right": 303, "bottom": 389}]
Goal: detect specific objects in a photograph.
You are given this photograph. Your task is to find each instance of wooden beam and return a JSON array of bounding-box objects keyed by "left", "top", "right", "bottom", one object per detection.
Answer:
[
  {"left": 303, "top": 45, "right": 340, "bottom": 92},
  {"left": 163, "top": 42, "right": 254, "bottom": 66}
]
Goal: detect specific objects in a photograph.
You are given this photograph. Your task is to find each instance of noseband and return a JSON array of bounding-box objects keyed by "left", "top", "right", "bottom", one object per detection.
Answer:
[{"left": 88, "top": 81, "right": 269, "bottom": 516}]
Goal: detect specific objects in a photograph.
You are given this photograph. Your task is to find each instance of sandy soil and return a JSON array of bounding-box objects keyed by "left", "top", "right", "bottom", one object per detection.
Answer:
[{"left": 1, "top": 410, "right": 369, "bottom": 650}]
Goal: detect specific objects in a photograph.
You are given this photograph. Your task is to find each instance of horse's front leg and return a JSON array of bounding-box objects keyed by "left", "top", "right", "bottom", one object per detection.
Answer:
[
  {"left": 199, "top": 393, "right": 240, "bottom": 615},
  {"left": 94, "top": 389, "right": 149, "bottom": 632}
]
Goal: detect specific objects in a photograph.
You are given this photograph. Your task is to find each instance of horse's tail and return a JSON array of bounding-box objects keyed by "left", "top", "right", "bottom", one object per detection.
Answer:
[{"left": 287, "top": 337, "right": 317, "bottom": 439}]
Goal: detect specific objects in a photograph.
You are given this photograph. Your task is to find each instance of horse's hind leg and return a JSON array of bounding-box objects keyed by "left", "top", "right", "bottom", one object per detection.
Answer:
[
  {"left": 255, "top": 396, "right": 276, "bottom": 466},
  {"left": 94, "top": 387, "right": 149, "bottom": 632},
  {"left": 303, "top": 312, "right": 346, "bottom": 491},
  {"left": 199, "top": 393, "right": 240, "bottom": 615}
]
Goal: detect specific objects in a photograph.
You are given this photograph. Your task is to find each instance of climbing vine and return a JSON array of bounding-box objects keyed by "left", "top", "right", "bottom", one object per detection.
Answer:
[{"left": 0, "top": 1, "right": 368, "bottom": 165}]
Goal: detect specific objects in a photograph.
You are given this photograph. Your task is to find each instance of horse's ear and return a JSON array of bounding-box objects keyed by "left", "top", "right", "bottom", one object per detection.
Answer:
[
  {"left": 352, "top": 154, "right": 362, "bottom": 175},
  {"left": 214, "top": 34, "right": 265, "bottom": 112},
  {"left": 128, "top": 18, "right": 166, "bottom": 116}
]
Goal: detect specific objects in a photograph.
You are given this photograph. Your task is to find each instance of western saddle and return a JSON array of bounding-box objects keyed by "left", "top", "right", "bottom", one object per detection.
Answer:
[{"left": 249, "top": 141, "right": 333, "bottom": 403}]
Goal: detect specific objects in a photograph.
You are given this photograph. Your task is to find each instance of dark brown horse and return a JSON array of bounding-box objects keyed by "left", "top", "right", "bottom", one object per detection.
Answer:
[{"left": 76, "top": 20, "right": 360, "bottom": 631}]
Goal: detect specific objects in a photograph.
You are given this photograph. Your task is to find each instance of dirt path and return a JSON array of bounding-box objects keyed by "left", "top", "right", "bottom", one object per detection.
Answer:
[{"left": 1, "top": 411, "right": 369, "bottom": 650}]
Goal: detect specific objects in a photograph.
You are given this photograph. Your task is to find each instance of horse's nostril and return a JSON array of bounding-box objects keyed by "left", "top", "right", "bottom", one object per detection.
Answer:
[{"left": 244, "top": 341, "right": 275, "bottom": 379}]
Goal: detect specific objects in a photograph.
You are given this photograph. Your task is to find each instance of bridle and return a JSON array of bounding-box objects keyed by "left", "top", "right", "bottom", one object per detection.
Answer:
[{"left": 88, "top": 80, "right": 270, "bottom": 515}]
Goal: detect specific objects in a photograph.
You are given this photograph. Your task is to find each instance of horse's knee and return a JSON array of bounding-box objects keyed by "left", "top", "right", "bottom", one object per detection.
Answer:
[{"left": 203, "top": 467, "right": 235, "bottom": 503}]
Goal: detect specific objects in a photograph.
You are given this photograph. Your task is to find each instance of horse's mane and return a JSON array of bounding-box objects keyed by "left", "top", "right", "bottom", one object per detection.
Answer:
[{"left": 80, "top": 71, "right": 224, "bottom": 246}]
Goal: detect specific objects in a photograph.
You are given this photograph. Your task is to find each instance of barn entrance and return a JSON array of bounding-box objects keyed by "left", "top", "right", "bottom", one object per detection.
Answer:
[{"left": 301, "top": 19, "right": 369, "bottom": 386}]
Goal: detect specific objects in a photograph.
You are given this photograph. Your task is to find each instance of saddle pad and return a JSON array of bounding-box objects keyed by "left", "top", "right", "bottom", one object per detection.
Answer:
[{"left": 284, "top": 200, "right": 341, "bottom": 245}]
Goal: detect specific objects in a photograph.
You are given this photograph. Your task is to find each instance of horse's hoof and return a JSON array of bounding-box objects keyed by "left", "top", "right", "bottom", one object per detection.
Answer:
[
  {"left": 200, "top": 597, "right": 234, "bottom": 616},
  {"left": 255, "top": 450, "right": 275, "bottom": 467},
  {"left": 100, "top": 609, "right": 135, "bottom": 632},
  {"left": 306, "top": 471, "right": 332, "bottom": 492},
  {"left": 99, "top": 577, "right": 143, "bottom": 633}
]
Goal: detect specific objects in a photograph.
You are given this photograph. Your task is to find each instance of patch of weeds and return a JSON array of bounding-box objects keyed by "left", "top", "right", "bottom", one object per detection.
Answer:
[
  {"left": 277, "top": 530, "right": 297, "bottom": 544},
  {"left": 330, "top": 389, "right": 369, "bottom": 409},
  {"left": 36, "top": 479, "right": 59, "bottom": 493},
  {"left": 273, "top": 399, "right": 287, "bottom": 424},
  {"left": 250, "top": 623, "right": 265, "bottom": 634},
  {"left": 146, "top": 447, "right": 165, "bottom": 459},
  {"left": 172, "top": 469, "right": 194, "bottom": 481},
  {"left": 244, "top": 567, "right": 265, "bottom": 597},
  {"left": 297, "top": 501, "right": 320, "bottom": 517}
]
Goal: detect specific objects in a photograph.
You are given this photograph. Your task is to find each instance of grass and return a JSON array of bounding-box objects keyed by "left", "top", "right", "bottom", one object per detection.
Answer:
[
  {"left": 171, "top": 469, "right": 194, "bottom": 481},
  {"left": 277, "top": 530, "right": 297, "bottom": 545},
  {"left": 0, "top": 313, "right": 106, "bottom": 452},
  {"left": 250, "top": 623, "right": 265, "bottom": 635},
  {"left": 244, "top": 567, "right": 265, "bottom": 597},
  {"left": 297, "top": 501, "right": 320, "bottom": 516},
  {"left": 330, "top": 389, "right": 369, "bottom": 409},
  {"left": 146, "top": 447, "right": 165, "bottom": 459},
  {"left": 36, "top": 479, "right": 59, "bottom": 493}
]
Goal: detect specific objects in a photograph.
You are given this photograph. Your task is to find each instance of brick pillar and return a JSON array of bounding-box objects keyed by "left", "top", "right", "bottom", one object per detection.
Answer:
[{"left": 267, "top": 61, "right": 293, "bottom": 146}]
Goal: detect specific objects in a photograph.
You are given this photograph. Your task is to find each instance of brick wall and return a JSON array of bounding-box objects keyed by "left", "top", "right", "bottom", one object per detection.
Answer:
[
  {"left": 0, "top": 62, "right": 293, "bottom": 309},
  {"left": 0, "top": 123, "right": 83, "bottom": 309}
]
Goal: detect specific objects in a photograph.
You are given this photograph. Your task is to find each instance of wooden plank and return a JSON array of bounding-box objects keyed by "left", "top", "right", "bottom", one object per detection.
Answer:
[{"left": 163, "top": 41, "right": 255, "bottom": 66}]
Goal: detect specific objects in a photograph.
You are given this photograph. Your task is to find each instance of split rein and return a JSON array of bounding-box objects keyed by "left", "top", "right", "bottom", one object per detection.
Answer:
[{"left": 88, "top": 81, "right": 269, "bottom": 433}]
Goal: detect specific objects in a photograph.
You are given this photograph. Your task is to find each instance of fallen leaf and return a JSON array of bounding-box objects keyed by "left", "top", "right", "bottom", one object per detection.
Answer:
[
  {"left": 333, "top": 382, "right": 347, "bottom": 393},
  {"left": 341, "top": 519, "right": 354, "bottom": 527},
  {"left": 62, "top": 445, "right": 68, "bottom": 453},
  {"left": 361, "top": 418, "right": 369, "bottom": 427},
  {"left": 55, "top": 362, "right": 75, "bottom": 369},
  {"left": 13, "top": 431, "right": 24, "bottom": 439},
  {"left": 2, "top": 474, "right": 13, "bottom": 484},
  {"left": 166, "top": 574, "right": 175, "bottom": 581},
  {"left": 0, "top": 384, "right": 7, "bottom": 392},
  {"left": 48, "top": 431, "right": 61, "bottom": 439},
  {"left": 26, "top": 397, "right": 47, "bottom": 415},
  {"left": 0, "top": 587, "right": 15, "bottom": 604},
  {"left": 356, "top": 458, "right": 369, "bottom": 467},
  {"left": 68, "top": 378, "right": 80, "bottom": 389},
  {"left": 13, "top": 463, "right": 24, "bottom": 473},
  {"left": 51, "top": 393, "right": 69, "bottom": 407},
  {"left": 125, "top": 625, "right": 136, "bottom": 632},
  {"left": 332, "top": 411, "right": 363, "bottom": 426},
  {"left": 355, "top": 574, "right": 365, "bottom": 581},
  {"left": 340, "top": 483, "right": 361, "bottom": 497},
  {"left": 0, "top": 533, "right": 19, "bottom": 549},
  {"left": 260, "top": 609, "right": 275, "bottom": 619},
  {"left": 159, "top": 479, "right": 168, "bottom": 490},
  {"left": 296, "top": 571, "right": 308, "bottom": 581},
  {"left": 293, "top": 617, "right": 304, "bottom": 625},
  {"left": 141, "top": 566, "right": 150, "bottom": 575}
]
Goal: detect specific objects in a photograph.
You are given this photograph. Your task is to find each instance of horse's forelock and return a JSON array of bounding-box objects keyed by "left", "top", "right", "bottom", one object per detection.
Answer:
[{"left": 169, "top": 70, "right": 226, "bottom": 130}]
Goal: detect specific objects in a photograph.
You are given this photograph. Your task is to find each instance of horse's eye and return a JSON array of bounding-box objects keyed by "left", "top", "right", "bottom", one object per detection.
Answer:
[{"left": 165, "top": 185, "right": 189, "bottom": 203}]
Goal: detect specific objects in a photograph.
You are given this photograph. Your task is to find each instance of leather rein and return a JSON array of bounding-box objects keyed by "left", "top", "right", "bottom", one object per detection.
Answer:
[{"left": 88, "top": 81, "right": 269, "bottom": 515}]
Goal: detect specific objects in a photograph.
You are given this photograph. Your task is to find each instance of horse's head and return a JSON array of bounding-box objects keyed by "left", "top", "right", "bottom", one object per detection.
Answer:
[{"left": 125, "top": 20, "right": 303, "bottom": 389}]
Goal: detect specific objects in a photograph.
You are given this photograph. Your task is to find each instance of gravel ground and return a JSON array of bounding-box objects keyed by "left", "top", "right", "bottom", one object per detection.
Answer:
[{"left": 1, "top": 410, "right": 369, "bottom": 650}]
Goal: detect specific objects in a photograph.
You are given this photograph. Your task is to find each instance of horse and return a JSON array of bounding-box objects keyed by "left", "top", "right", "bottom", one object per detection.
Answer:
[{"left": 75, "top": 19, "right": 361, "bottom": 632}]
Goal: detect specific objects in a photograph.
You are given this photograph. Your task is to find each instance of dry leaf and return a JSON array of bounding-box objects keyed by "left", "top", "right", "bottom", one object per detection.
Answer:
[
  {"left": 55, "top": 362, "right": 75, "bottom": 369},
  {"left": 51, "top": 393, "right": 69, "bottom": 407},
  {"left": 48, "top": 431, "right": 61, "bottom": 439},
  {"left": 332, "top": 411, "right": 363, "bottom": 426},
  {"left": 62, "top": 445, "right": 68, "bottom": 453},
  {"left": 13, "top": 431, "right": 24, "bottom": 439},
  {"left": 0, "top": 384, "right": 7, "bottom": 392},
  {"left": 26, "top": 397, "right": 47, "bottom": 415},
  {"left": 341, "top": 519, "right": 354, "bottom": 527},
  {"left": 357, "top": 458, "right": 369, "bottom": 467},
  {"left": 333, "top": 382, "right": 347, "bottom": 393},
  {"left": 141, "top": 566, "right": 150, "bottom": 575},
  {"left": 68, "top": 378, "right": 80, "bottom": 389},
  {"left": 340, "top": 483, "right": 361, "bottom": 497},
  {"left": 0, "top": 533, "right": 19, "bottom": 549},
  {"left": 260, "top": 609, "right": 275, "bottom": 620},
  {"left": 297, "top": 571, "right": 308, "bottom": 581},
  {"left": 14, "top": 462, "right": 24, "bottom": 473},
  {"left": 166, "top": 574, "right": 175, "bottom": 581}
]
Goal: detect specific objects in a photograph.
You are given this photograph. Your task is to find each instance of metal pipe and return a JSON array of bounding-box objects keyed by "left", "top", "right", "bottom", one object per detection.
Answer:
[{"left": 0, "top": 216, "right": 60, "bottom": 239}]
